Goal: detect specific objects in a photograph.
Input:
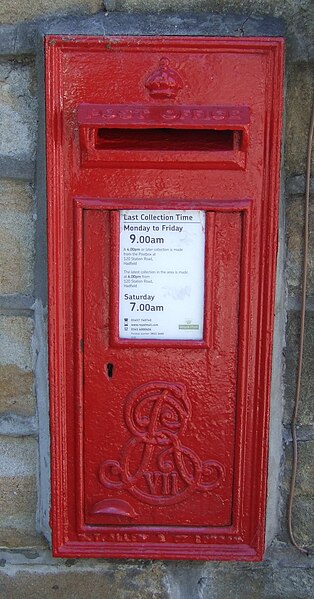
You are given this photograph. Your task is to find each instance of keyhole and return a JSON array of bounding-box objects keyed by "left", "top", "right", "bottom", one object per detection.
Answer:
[{"left": 107, "top": 363, "right": 114, "bottom": 378}]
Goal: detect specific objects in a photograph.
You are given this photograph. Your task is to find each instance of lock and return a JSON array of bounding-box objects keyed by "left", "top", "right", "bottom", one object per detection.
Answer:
[{"left": 46, "top": 35, "right": 283, "bottom": 560}]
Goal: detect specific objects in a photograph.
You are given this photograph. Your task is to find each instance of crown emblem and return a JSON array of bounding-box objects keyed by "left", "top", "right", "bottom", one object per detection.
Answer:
[{"left": 145, "top": 58, "right": 183, "bottom": 100}]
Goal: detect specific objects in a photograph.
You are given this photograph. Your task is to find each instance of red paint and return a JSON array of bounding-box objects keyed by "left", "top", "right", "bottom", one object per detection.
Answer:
[
  {"left": 78, "top": 103, "right": 248, "bottom": 169},
  {"left": 45, "top": 36, "right": 283, "bottom": 561}
]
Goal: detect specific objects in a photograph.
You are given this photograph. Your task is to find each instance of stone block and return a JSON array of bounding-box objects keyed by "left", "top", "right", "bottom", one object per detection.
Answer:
[
  {"left": 0, "top": 60, "right": 37, "bottom": 162},
  {"left": 112, "top": 0, "right": 313, "bottom": 60},
  {"left": 0, "top": 366, "right": 34, "bottom": 416},
  {"left": 284, "top": 310, "right": 314, "bottom": 425},
  {"left": 0, "top": 1, "right": 102, "bottom": 24},
  {"left": 0, "top": 316, "right": 33, "bottom": 370},
  {"left": 284, "top": 440, "right": 314, "bottom": 497},
  {"left": 271, "top": 561, "right": 314, "bottom": 598},
  {"left": 286, "top": 193, "right": 314, "bottom": 299},
  {"left": 165, "top": 561, "right": 269, "bottom": 599},
  {"left": 186, "top": 564, "right": 269, "bottom": 599},
  {"left": 0, "top": 562, "right": 169, "bottom": 599},
  {"left": 280, "top": 440, "right": 314, "bottom": 550},
  {"left": 285, "top": 62, "right": 314, "bottom": 176},
  {"left": 287, "top": 497, "right": 314, "bottom": 549},
  {"left": 165, "top": 558, "right": 314, "bottom": 598},
  {"left": 0, "top": 180, "right": 34, "bottom": 295},
  {"left": 0, "top": 316, "right": 35, "bottom": 417},
  {"left": 0, "top": 437, "right": 40, "bottom": 548}
]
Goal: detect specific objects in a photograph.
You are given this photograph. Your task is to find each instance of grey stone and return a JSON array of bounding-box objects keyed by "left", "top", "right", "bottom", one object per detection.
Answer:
[
  {"left": 198, "top": 564, "right": 269, "bottom": 599},
  {"left": 0, "top": 4, "right": 311, "bottom": 61},
  {"left": 283, "top": 424, "right": 314, "bottom": 443},
  {"left": 33, "top": 301, "right": 50, "bottom": 542},
  {"left": 0, "top": 13, "right": 284, "bottom": 57},
  {"left": 0, "top": 364, "right": 35, "bottom": 416},
  {"left": 280, "top": 442, "right": 314, "bottom": 550},
  {"left": 164, "top": 561, "right": 210, "bottom": 599},
  {"left": 267, "top": 539, "right": 314, "bottom": 567},
  {"left": 284, "top": 310, "right": 314, "bottom": 425},
  {"left": 0, "top": 60, "right": 37, "bottom": 163},
  {"left": 0, "top": 436, "right": 37, "bottom": 477},
  {"left": 286, "top": 497, "right": 314, "bottom": 550},
  {"left": 0, "top": 155, "right": 35, "bottom": 180},
  {"left": 286, "top": 193, "right": 314, "bottom": 300},
  {"left": 0, "top": 437, "right": 40, "bottom": 548},
  {"left": 0, "top": 414, "right": 37, "bottom": 436},
  {"left": 0, "top": 528, "right": 46, "bottom": 549},
  {"left": 286, "top": 175, "right": 314, "bottom": 196},
  {"left": 0, "top": 315, "right": 35, "bottom": 415},
  {"left": 283, "top": 440, "right": 314, "bottom": 497},
  {"left": 0, "top": 1, "right": 103, "bottom": 25},
  {"left": 0, "top": 548, "right": 58, "bottom": 566},
  {"left": 37, "top": 11, "right": 285, "bottom": 37},
  {"left": 0, "top": 293, "right": 35, "bottom": 314},
  {"left": 0, "top": 316, "right": 33, "bottom": 371},
  {"left": 271, "top": 564, "right": 314, "bottom": 598},
  {"left": 285, "top": 62, "right": 314, "bottom": 176},
  {"left": 111, "top": 1, "right": 310, "bottom": 60},
  {"left": 0, "top": 562, "right": 169, "bottom": 599},
  {"left": 103, "top": 0, "right": 117, "bottom": 11},
  {"left": 165, "top": 558, "right": 314, "bottom": 599},
  {"left": 266, "top": 184, "right": 286, "bottom": 546},
  {"left": 0, "top": 180, "right": 34, "bottom": 295},
  {"left": 0, "top": 23, "right": 36, "bottom": 56}
]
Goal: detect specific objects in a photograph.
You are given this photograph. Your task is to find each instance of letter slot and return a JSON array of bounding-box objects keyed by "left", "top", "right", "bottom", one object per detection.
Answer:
[{"left": 78, "top": 103, "right": 249, "bottom": 169}]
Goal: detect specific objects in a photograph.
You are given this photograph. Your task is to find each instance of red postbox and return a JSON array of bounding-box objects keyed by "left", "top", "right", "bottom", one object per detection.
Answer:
[{"left": 46, "top": 36, "right": 283, "bottom": 561}]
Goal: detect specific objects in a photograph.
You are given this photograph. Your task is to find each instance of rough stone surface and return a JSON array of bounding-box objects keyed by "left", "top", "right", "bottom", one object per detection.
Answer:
[
  {"left": 0, "top": 365, "right": 34, "bottom": 416},
  {"left": 280, "top": 441, "right": 314, "bottom": 549},
  {"left": 1, "top": 556, "right": 314, "bottom": 599},
  {"left": 0, "top": 562, "right": 169, "bottom": 599},
  {"left": 0, "top": 1, "right": 103, "bottom": 24},
  {"left": 285, "top": 62, "right": 314, "bottom": 177},
  {"left": 0, "top": 436, "right": 37, "bottom": 479},
  {"left": 284, "top": 310, "right": 314, "bottom": 425},
  {"left": 0, "top": 478, "right": 41, "bottom": 549},
  {"left": 270, "top": 567, "right": 314, "bottom": 599},
  {"left": 0, "top": 316, "right": 35, "bottom": 417},
  {"left": 287, "top": 497, "right": 314, "bottom": 549},
  {"left": 0, "top": 413, "right": 37, "bottom": 436},
  {"left": 0, "top": 316, "right": 33, "bottom": 369},
  {"left": 34, "top": 12, "right": 285, "bottom": 41},
  {"left": 0, "top": 437, "right": 41, "bottom": 548},
  {"left": 0, "top": 0, "right": 312, "bottom": 59},
  {"left": 116, "top": 0, "right": 312, "bottom": 60},
  {"left": 286, "top": 175, "right": 314, "bottom": 196},
  {"left": 286, "top": 192, "right": 314, "bottom": 299},
  {"left": 165, "top": 556, "right": 314, "bottom": 598},
  {"left": 0, "top": 23, "right": 36, "bottom": 56},
  {"left": 0, "top": 60, "right": 37, "bottom": 162},
  {"left": 284, "top": 440, "right": 314, "bottom": 497},
  {"left": 0, "top": 180, "right": 34, "bottom": 295}
]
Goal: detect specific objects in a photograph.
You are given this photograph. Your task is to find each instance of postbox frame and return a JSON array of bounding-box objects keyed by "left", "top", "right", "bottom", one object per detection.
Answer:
[{"left": 46, "top": 35, "right": 283, "bottom": 561}]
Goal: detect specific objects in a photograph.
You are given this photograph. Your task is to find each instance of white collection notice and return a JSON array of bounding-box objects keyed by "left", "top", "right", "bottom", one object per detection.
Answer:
[{"left": 119, "top": 209, "right": 205, "bottom": 340}]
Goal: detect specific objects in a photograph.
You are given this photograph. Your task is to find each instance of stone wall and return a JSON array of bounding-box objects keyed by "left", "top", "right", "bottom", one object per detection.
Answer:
[{"left": 0, "top": 1, "right": 313, "bottom": 597}]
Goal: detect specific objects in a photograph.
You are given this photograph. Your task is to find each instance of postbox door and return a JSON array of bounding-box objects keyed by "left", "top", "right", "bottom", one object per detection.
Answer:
[{"left": 82, "top": 204, "right": 243, "bottom": 527}]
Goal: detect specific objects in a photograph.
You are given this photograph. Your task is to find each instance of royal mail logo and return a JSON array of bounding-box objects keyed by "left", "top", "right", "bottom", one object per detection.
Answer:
[{"left": 98, "top": 381, "right": 225, "bottom": 507}]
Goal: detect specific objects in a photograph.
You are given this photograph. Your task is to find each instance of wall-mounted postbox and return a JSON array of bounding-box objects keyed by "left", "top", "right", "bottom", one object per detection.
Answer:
[{"left": 46, "top": 36, "right": 283, "bottom": 561}]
